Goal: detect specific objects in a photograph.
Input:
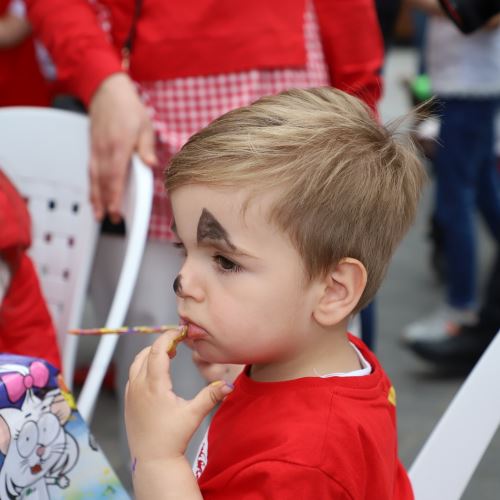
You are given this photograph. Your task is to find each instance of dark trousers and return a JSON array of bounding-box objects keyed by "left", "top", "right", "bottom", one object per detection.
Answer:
[{"left": 435, "top": 98, "right": 500, "bottom": 308}]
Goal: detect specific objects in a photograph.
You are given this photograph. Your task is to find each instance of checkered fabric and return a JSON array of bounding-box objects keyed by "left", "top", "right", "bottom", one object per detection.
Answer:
[{"left": 137, "top": 1, "right": 330, "bottom": 241}]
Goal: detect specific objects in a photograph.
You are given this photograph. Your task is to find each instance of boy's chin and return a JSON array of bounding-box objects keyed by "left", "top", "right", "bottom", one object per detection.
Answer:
[{"left": 197, "top": 347, "right": 245, "bottom": 366}]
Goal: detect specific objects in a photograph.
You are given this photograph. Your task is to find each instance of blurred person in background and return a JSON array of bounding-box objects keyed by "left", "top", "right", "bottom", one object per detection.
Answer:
[
  {"left": 411, "top": 250, "right": 500, "bottom": 369},
  {"left": 402, "top": 0, "right": 500, "bottom": 349},
  {"left": 406, "top": 0, "right": 500, "bottom": 368},
  {"left": 25, "top": 0, "right": 384, "bottom": 467}
]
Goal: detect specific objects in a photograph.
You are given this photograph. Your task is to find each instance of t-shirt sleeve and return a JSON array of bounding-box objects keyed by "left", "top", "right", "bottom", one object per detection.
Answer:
[
  {"left": 25, "top": 0, "right": 122, "bottom": 105},
  {"left": 312, "top": 0, "right": 383, "bottom": 113},
  {"left": 204, "top": 460, "right": 353, "bottom": 499}
]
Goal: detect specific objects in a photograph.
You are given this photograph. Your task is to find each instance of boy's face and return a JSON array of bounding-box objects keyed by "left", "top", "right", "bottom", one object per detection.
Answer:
[{"left": 171, "top": 184, "right": 321, "bottom": 369}]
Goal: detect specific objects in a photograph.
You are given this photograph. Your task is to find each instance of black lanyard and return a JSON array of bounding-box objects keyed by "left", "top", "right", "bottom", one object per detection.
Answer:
[{"left": 121, "top": 0, "right": 143, "bottom": 71}]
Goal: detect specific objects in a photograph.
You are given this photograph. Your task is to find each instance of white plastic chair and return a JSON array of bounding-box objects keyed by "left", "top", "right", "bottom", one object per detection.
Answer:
[
  {"left": 409, "top": 329, "right": 500, "bottom": 500},
  {"left": 0, "top": 106, "right": 153, "bottom": 423}
]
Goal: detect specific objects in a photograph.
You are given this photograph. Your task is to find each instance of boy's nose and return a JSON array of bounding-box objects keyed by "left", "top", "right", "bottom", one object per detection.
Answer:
[
  {"left": 173, "top": 267, "right": 204, "bottom": 301},
  {"left": 173, "top": 274, "right": 183, "bottom": 296}
]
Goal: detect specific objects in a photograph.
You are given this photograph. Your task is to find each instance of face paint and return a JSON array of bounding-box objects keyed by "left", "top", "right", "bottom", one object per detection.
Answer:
[
  {"left": 197, "top": 208, "right": 236, "bottom": 250},
  {"left": 173, "top": 274, "right": 183, "bottom": 296}
]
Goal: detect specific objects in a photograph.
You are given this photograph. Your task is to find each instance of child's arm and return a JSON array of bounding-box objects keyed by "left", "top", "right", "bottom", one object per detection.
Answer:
[{"left": 125, "top": 330, "right": 233, "bottom": 500}]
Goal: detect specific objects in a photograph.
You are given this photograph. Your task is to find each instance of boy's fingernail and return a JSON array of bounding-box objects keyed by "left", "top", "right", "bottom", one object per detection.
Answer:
[
  {"left": 220, "top": 384, "right": 234, "bottom": 396},
  {"left": 210, "top": 380, "right": 234, "bottom": 397}
]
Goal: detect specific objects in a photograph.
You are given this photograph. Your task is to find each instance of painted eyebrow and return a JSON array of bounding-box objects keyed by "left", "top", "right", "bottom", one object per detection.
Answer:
[{"left": 197, "top": 208, "right": 236, "bottom": 250}]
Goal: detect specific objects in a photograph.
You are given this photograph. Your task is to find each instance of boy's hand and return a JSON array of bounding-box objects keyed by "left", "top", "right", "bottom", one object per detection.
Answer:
[
  {"left": 125, "top": 329, "right": 233, "bottom": 463},
  {"left": 192, "top": 350, "right": 244, "bottom": 385}
]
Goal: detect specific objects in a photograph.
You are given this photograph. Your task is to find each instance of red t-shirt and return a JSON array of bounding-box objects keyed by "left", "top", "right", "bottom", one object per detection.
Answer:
[
  {"left": 0, "top": 170, "right": 60, "bottom": 368},
  {"left": 196, "top": 335, "right": 413, "bottom": 499}
]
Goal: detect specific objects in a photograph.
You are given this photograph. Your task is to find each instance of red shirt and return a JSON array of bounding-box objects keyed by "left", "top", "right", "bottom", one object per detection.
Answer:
[
  {"left": 0, "top": 170, "right": 60, "bottom": 368},
  {"left": 196, "top": 335, "right": 413, "bottom": 499},
  {"left": 26, "top": 0, "right": 383, "bottom": 107}
]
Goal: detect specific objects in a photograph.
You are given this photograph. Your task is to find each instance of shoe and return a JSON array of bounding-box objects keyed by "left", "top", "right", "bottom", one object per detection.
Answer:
[
  {"left": 412, "top": 116, "right": 440, "bottom": 161},
  {"left": 401, "top": 305, "right": 477, "bottom": 345},
  {"left": 408, "top": 322, "right": 498, "bottom": 368}
]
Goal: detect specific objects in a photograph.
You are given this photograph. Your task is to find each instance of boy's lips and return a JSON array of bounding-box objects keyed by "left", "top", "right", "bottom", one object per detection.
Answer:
[{"left": 180, "top": 318, "right": 209, "bottom": 340}]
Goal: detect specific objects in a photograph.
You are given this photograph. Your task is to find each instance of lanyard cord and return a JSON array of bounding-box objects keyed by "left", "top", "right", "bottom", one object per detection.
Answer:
[{"left": 121, "top": 0, "right": 143, "bottom": 71}]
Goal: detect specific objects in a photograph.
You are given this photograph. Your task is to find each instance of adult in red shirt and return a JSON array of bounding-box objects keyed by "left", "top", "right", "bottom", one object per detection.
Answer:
[{"left": 26, "top": 0, "right": 383, "bottom": 224}]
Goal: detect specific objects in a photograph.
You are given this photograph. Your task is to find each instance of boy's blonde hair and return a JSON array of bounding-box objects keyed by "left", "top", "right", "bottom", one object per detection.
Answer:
[{"left": 166, "top": 87, "right": 426, "bottom": 312}]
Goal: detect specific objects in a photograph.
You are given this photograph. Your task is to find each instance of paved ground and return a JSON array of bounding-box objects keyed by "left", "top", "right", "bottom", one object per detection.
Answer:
[{"left": 86, "top": 48, "right": 500, "bottom": 498}]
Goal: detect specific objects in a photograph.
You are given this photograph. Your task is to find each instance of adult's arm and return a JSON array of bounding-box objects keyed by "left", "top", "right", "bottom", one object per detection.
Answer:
[
  {"left": 26, "top": 0, "right": 156, "bottom": 221},
  {"left": 26, "top": 0, "right": 121, "bottom": 106},
  {"left": 313, "top": 0, "right": 384, "bottom": 112}
]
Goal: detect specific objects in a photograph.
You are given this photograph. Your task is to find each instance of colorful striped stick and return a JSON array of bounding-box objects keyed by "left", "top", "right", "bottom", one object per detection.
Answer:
[
  {"left": 69, "top": 325, "right": 188, "bottom": 357},
  {"left": 69, "top": 325, "right": 179, "bottom": 335}
]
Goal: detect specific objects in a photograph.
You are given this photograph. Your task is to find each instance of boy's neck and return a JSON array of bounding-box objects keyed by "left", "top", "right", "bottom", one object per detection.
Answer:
[{"left": 249, "top": 323, "right": 362, "bottom": 383}]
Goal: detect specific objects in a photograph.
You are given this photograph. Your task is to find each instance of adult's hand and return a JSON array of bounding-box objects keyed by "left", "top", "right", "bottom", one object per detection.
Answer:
[{"left": 88, "top": 72, "right": 157, "bottom": 222}]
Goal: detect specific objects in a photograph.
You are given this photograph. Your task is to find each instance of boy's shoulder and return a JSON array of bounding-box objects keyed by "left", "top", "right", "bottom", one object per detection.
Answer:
[
  {"left": 213, "top": 343, "right": 396, "bottom": 464},
  {"left": 203, "top": 348, "right": 404, "bottom": 496}
]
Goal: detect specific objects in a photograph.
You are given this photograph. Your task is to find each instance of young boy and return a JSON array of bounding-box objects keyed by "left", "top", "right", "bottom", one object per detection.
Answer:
[{"left": 125, "top": 87, "right": 425, "bottom": 499}]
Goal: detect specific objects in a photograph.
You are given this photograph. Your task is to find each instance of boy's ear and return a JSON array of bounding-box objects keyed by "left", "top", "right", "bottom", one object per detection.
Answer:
[{"left": 312, "top": 258, "right": 367, "bottom": 327}]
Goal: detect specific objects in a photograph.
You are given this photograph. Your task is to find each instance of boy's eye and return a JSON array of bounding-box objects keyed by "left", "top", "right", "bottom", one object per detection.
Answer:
[
  {"left": 213, "top": 255, "right": 242, "bottom": 273},
  {"left": 173, "top": 241, "right": 186, "bottom": 255}
]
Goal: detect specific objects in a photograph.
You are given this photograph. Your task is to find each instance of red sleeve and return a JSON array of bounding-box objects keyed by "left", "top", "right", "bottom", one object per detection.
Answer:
[
  {"left": 203, "top": 461, "right": 353, "bottom": 500},
  {"left": 0, "top": 255, "right": 61, "bottom": 369},
  {"left": 313, "top": 0, "right": 384, "bottom": 113},
  {"left": 25, "top": 0, "right": 122, "bottom": 106}
]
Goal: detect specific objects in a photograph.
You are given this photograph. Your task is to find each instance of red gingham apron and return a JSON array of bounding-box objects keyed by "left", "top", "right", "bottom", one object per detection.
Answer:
[{"left": 137, "top": 2, "right": 330, "bottom": 241}]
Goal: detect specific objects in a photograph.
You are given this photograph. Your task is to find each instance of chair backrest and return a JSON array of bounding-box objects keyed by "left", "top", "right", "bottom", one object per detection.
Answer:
[
  {"left": 0, "top": 107, "right": 98, "bottom": 350},
  {"left": 409, "top": 330, "right": 500, "bottom": 499},
  {"left": 0, "top": 106, "right": 153, "bottom": 423}
]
